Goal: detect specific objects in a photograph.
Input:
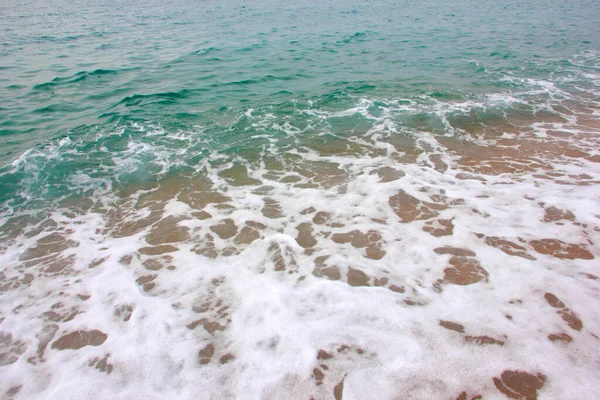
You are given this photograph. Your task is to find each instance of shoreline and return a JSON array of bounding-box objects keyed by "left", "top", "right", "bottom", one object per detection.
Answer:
[{"left": 1, "top": 106, "right": 599, "bottom": 398}]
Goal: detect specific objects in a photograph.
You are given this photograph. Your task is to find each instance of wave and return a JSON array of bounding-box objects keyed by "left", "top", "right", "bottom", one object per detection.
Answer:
[{"left": 31, "top": 68, "right": 133, "bottom": 91}]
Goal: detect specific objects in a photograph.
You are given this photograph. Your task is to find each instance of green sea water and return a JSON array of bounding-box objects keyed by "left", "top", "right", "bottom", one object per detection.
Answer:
[
  {"left": 2, "top": 1, "right": 600, "bottom": 398},
  {"left": 1, "top": 0, "right": 599, "bottom": 210}
]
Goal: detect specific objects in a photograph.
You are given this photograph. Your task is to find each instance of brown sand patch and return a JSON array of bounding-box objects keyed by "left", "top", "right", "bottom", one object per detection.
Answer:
[
  {"left": 544, "top": 293, "right": 565, "bottom": 308},
  {"left": 296, "top": 223, "right": 317, "bottom": 248},
  {"left": 429, "top": 154, "right": 448, "bottom": 173},
  {"left": 0, "top": 272, "right": 35, "bottom": 293},
  {"left": 252, "top": 185, "right": 275, "bottom": 195},
  {"left": 546, "top": 130, "right": 573, "bottom": 138},
  {"left": 370, "top": 166, "right": 405, "bottom": 182},
  {"left": 41, "top": 254, "right": 76, "bottom": 275},
  {"left": 586, "top": 154, "right": 600, "bottom": 163},
  {"left": 313, "top": 211, "right": 331, "bottom": 225},
  {"left": 218, "top": 164, "right": 261, "bottom": 186},
  {"left": 317, "top": 350, "right": 334, "bottom": 360},
  {"left": 439, "top": 320, "right": 465, "bottom": 333},
  {"left": 199, "top": 343, "right": 215, "bottom": 364},
  {"left": 548, "top": 333, "right": 573, "bottom": 343},
  {"left": 262, "top": 171, "right": 282, "bottom": 182},
  {"left": 89, "top": 354, "right": 113, "bottom": 373},
  {"left": 136, "top": 275, "right": 155, "bottom": 286},
  {"left": 423, "top": 218, "right": 454, "bottom": 237},
  {"left": 384, "top": 131, "right": 420, "bottom": 159},
  {"left": 334, "top": 376, "right": 345, "bottom": 400},
  {"left": 139, "top": 245, "right": 178, "bottom": 255},
  {"left": 389, "top": 284, "right": 405, "bottom": 293},
  {"left": 530, "top": 239, "right": 593, "bottom": 260},
  {"left": 455, "top": 172, "right": 486, "bottom": 181},
  {"left": 293, "top": 160, "right": 347, "bottom": 188},
  {"left": 179, "top": 189, "right": 231, "bottom": 210},
  {"left": 308, "top": 344, "right": 362, "bottom": 398},
  {"left": 313, "top": 368, "right": 325, "bottom": 385},
  {"left": 114, "top": 304, "right": 134, "bottom": 322},
  {"left": 404, "top": 299, "right": 427, "bottom": 306},
  {"left": 300, "top": 207, "right": 316, "bottom": 215},
  {"left": 295, "top": 183, "right": 319, "bottom": 189},
  {"left": 220, "top": 353, "right": 234, "bottom": 364},
  {"left": 89, "top": 256, "right": 109, "bottom": 268},
  {"left": 280, "top": 175, "right": 302, "bottom": 183},
  {"left": 346, "top": 268, "right": 370, "bottom": 287},
  {"left": 443, "top": 257, "right": 488, "bottom": 285},
  {"left": 246, "top": 220, "right": 266, "bottom": 229},
  {"left": 576, "top": 115, "right": 600, "bottom": 130},
  {"left": 267, "top": 242, "right": 299, "bottom": 274},
  {"left": 263, "top": 155, "right": 287, "bottom": 171},
  {"left": 373, "top": 277, "right": 388, "bottom": 286},
  {"left": 193, "top": 211, "right": 212, "bottom": 220},
  {"left": 544, "top": 293, "right": 583, "bottom": 331},
  {"left": 484, "top": 236, "right": 536, "bottom": 260},
  {"left": 434, "top": 247, "right": 476, "bottom": 257},
  {"left": 193, "top": 234, "right": 218, "bottom": 259},
  {"left": 19, "top": 233, "right": 78, "bottom": 261},
  {"left": 389, "top": 190, "right": 441, "bottom": 222},
  {"left": 312, "top": 212, "right": 344, "bottom": 227},
  {"left": 465, "top": 335, "right": 505, "bottom": 346},
  {"left": 136, "top": 275, "right": 156, "bottom": 292},
  {"left": 210, "top": 219, "right": 238, "bottom": 240},
  {"left": 142, "top": 257, "right": 170, "bottom": 271},
  {"left": 558, "top": 310, "right": 583, "bottom": 331},
  {"left": 543, "top": 206, "right": 575, "bottom": 223},
  {"left": 339, "top": 345, "right": 362, "bottom": 354},
  {"left": 0, "top": 214, "right": 49, "bottom": 243},
  {"left": 43, "top": 302, "right": 79, "bottom": 323},
  {"left": 262, "top": 198, "right": 284, "bottom": 219},
  {"left": 429, "top": 194, "right": 465, "bottom": 207},
  {"left": 125, "top": 175, "right": 186, "bottom": 205},
  {"left": 51, "top": 330, "right": 107, "bottom": 350},
  {"left": 146, "top": 217, "right": 189, "bottom": 245},
  {"left": 43, "top": 309, "right": 77, "bottom": 323},
  {"left": 312, "top": 256, "right": 341, "bottom": 281},
  {"left": 31, "top": 324, "right": 58, "bottom": 362},
  {"left": 0, "top": 332, "right": 27, "bottom": 366},
  {"left": 456, "top": 392, "right": 482, "bottom": 400},
  {"left": 187, "top": 319, "right": 226, "bottom": 335},
  {"left": 188, "top": 281, "right": 231, "bottom": 336},
  {"left": 221, "top": 246, "right": 241, "bottom": 257},
  {"left": 440, "top": 135, "right": 564, "bottom": 176},
  {"left": 234, "top": 226, "right": 260, "bottom": 245},
  {"left": 493, "top": 370, "right": 546, "bottom": 400},
  {"left": 119, "top": 254, "right": 133, "bottom": 265},
  {"left": 331, "top": 230, "right": 385, "bottom": 260}
]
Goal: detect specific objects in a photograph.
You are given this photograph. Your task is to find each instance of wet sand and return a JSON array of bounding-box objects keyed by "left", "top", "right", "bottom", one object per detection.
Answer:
[{"left": 1, "top": 110, "right": 600, "bottom": 399}]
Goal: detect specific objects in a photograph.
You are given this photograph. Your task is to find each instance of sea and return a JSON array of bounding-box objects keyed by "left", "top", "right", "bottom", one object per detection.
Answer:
[{"left": 1, "top": 0, "right": 600, "bottom": 398}]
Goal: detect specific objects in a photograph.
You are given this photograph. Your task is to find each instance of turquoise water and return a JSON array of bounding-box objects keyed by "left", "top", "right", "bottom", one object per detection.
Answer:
[{"left": 1, "top": 1, "right": 600, "bottom": 399}]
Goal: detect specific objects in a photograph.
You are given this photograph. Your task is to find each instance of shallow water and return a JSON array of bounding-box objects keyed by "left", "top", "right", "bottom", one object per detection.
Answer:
[{"left": 1, "top": 0, "right": 600, "bottom": 399}]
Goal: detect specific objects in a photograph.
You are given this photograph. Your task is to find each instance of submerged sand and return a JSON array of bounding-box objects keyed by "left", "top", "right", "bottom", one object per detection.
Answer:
[{"left": 1, "top": 103, "right": 600, "bottom": 399}]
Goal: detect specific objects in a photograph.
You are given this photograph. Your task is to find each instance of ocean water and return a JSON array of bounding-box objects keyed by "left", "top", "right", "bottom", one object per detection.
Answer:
[{"left": 1, "top": 0, "right": 600, "bottom": 398}]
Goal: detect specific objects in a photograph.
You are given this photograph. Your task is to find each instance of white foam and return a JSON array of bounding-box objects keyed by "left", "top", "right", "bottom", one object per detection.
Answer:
[{"left": 2, "top": 54, "right": 600, "bottom": 399}]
